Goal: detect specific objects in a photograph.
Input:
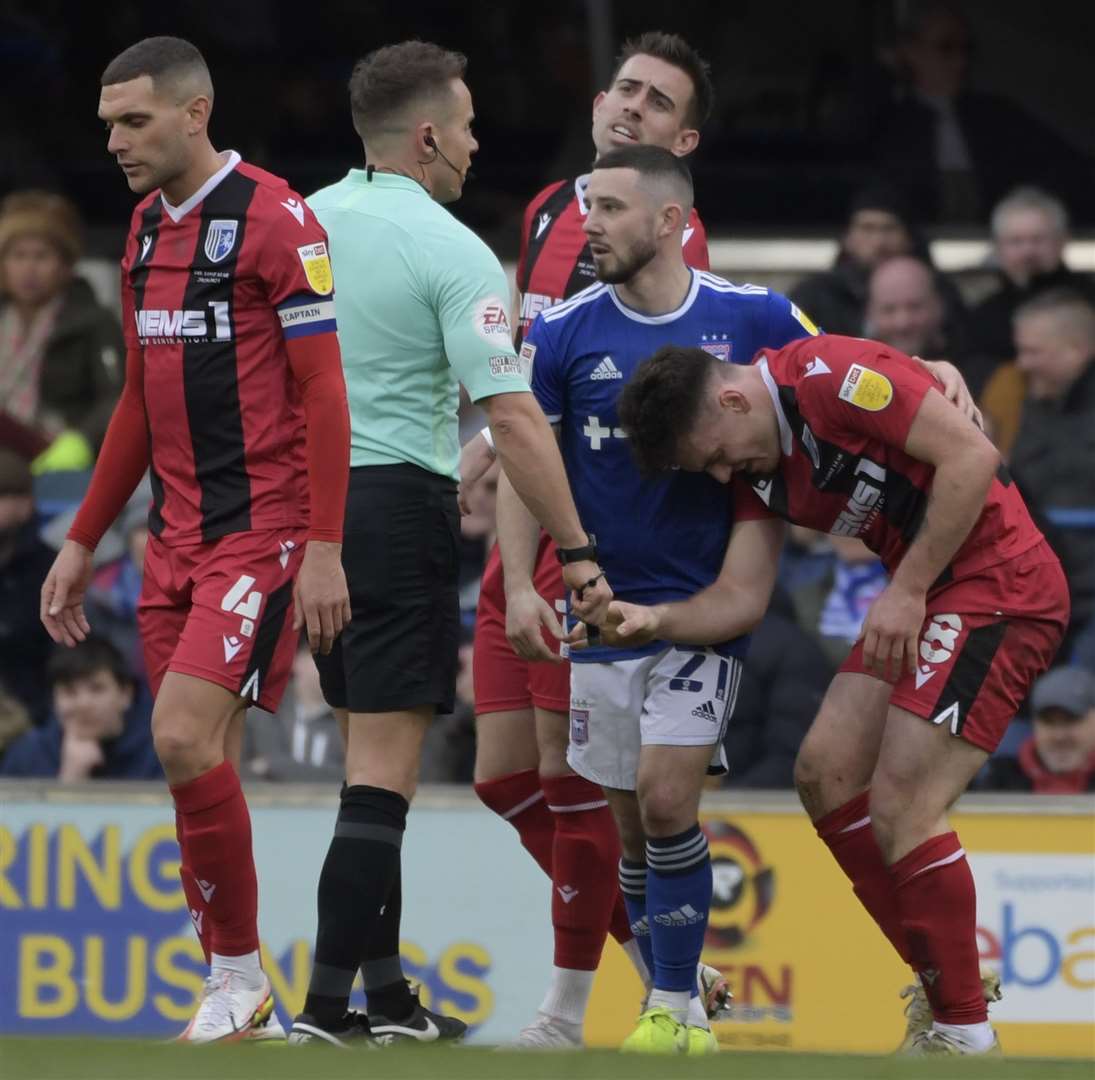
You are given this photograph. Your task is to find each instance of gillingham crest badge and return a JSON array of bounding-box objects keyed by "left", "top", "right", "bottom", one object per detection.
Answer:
[
  {"left": 297, "top": 242, "right": 334, "bottom": 296},
  {"left": 204, "top": 219, "right": 238, "bottom": 264}
]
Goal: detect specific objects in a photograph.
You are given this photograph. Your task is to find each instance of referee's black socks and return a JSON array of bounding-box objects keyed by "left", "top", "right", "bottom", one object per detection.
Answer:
[
  {"left": 303, "top": 784, "right": 408, "bottom": 1027},
  {"left": 360, "top": 866, "right": 416, "bottom": 1022}
]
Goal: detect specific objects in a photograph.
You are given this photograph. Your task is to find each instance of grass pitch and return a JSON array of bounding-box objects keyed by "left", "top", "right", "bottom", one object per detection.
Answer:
[{"left": 1, "top": 1038, "right": 1091, "bottom": 1080}]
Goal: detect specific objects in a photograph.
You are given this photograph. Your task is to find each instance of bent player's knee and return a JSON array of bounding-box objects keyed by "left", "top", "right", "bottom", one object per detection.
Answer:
[
  {"left": 866, "top": 788, "right": 899, "bottom": 857},
  {"left": 793, "top": 734, "right": 826, "bottom": 803},
  {"left": 869, "top": 774, "right": 950, "bottom": 862}
]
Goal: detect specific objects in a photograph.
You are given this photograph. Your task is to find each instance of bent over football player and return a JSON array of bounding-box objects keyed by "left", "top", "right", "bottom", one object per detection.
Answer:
[{"left": 597, "top": 333, "right": 1068, "bottom": 1055}]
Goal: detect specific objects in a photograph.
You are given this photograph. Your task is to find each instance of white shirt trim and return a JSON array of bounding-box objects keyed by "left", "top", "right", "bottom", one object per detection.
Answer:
[
  {"left": 607, "top": 270, "right": 700, "bottom": 325},
  {"left": 575, "top": 174, "right": 591, "bottom": 215},
  {"left": 160, "top": 150, "right": 242, "bottom": 223},
  {"left": 541, "top": 282, "right": 608, "bottom": 323},
  {"left": 758, "top": 356, "right": 793, "bottom": 456}
]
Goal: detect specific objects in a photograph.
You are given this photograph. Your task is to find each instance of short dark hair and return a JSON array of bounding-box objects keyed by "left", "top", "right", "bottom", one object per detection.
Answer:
[
  {"left": 617, "top": 345, "right": 721, "bottom": 475},
  {"left": 610, "top": 31, "right": 714, "bottom": 130},
  {"left": 593, "top": 144, "right": 694, "bottom": 203},
  {"left": 47, "top": 636, "right": 133, "bottom": 691},
  {"left": 348, "top": 40, "right": 467, "bottom": 140},
  {"left": 101, "top": 36, "right": 211, "bottom": 98}
]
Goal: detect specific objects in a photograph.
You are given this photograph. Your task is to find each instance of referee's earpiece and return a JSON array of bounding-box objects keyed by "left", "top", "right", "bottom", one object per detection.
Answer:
[{"left": 422, "top": 132, "right": 474, "bottom": 182}]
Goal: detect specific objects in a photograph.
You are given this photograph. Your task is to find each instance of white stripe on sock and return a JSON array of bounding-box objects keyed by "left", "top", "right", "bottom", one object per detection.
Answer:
[
  {"left": 838, "top": 816, "right": 871, "bottom": 834},
  {"left": 547, "top": 800, "right": 609, "bottom": 813},
  {"left": 907, "top": 847, "right": 966, "bottom": 880},
  {"left": 501, "top": 789, "right": 545, "bottom": 820}
]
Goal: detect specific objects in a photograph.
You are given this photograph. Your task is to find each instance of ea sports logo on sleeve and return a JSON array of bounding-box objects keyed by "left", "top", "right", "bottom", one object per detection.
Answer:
[
  {"left": 704, "top": 820, "right": 775, "bottom": 949},
  {"left": 474, "top": 296, "right": 512, "bottom": 342}
]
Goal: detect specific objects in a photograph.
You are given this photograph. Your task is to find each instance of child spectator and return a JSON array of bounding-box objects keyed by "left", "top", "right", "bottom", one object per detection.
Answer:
[{"left": 0, "top": 635, "right": 159, "bottom": 780}]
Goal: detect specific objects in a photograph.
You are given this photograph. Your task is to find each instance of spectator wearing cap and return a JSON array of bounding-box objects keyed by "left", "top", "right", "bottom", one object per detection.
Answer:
[
  {"left": 0, "top": 190, "right": 124, "bottom": 468},
  {"left": 978, "top": 668, "right": 1095, "bottom": 794},
  {"left": 0, "top": 634, "right": 158, "bottom": 781},
  {"left": 789, "top": 184, "right": 965, "bottom": 341},
  {"left": 0, "top": 449, "right": 56, "bottom": 724}
]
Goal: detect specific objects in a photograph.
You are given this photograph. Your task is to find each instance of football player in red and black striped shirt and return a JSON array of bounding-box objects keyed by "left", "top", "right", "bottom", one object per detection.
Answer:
[
  {"left": 606, "top": 335, "right": 1069, "bottom": 1054},
  {"left": 465, "top": 33, "right": 730, "bottom": 1047},
  {"left": 40, "top": 37, "right": 351, "bottom": 1043}
]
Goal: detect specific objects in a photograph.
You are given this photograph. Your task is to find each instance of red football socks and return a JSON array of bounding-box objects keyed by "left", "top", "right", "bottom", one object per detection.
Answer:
[
  {"left": 171, "top": 761, "right": 260, "bottom": 957},
  {"left": 474, "top": 769, "right": 555, "bottom": 876},
  {"left": 815, "top": 790, "right": 912, "bottom": 964},
  {"left": 476, "top": 769, "right": 636, "bottom": 961},
  {"left": 175, "top": 816, "right": 212, "bottom": 964},
  {"left": 541, "top": 773, "right": 621, "bottom": 971},
  {"left": 892, "top": 832, "right": 987, "bottom": 1024}
]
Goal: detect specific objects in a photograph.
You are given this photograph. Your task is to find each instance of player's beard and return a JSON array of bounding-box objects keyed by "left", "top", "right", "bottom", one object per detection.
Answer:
[{"left": 594, "top": 233, "right": 658, "bottom": 285}]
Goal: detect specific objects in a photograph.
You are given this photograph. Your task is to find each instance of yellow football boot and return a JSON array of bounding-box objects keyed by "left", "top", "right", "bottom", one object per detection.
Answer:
[{"left": 620, "top": 1007, "right": 687, "bottom": 1054}]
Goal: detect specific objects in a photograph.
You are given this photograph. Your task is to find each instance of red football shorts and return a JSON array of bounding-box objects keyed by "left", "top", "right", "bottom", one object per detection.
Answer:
[
  {"left": 138, "top": 528, "right": 307, "bottom": 713},
  {"left": 841, "top": 542, "right": 1070, "bottom": 752},
  {"left": 474, "top": 534, "right": 571, "bottom": 716}
]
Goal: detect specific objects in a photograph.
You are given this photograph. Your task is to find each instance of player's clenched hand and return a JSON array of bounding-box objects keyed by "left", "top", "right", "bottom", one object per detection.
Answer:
[
  {"left": 858, "top": 582, "right": 926, "bottom": 684},
  {"left": 564, "top": 559, "right": 613, "bottom": 626},
  {"left": 916, "top": 358, "right": 984, "bottom": 431},
  {"left": 294, "top": 540, "right": 350, "bottom": 655},
  {"left": 505, "top": 584, "right": 565, "bottom": 664},
  {"left": 566, "top": 600, "right": 661, "bottom": 650},
  {"left": 41, "top": 540, "right": 94, "bottom": 647}
]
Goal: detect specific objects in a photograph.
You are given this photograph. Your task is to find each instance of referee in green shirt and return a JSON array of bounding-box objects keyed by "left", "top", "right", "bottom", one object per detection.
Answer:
[{"left": 290, "top": 42, "right": 610, "bottom": 1047}]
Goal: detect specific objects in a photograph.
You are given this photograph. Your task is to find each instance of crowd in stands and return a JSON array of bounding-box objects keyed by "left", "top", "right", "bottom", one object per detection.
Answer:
[{"left": 1, "top": 176, "right": 1092, "bottom": 795}]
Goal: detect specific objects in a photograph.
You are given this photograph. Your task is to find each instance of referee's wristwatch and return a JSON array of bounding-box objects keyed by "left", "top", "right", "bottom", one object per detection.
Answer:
[{"left": 556, "top": 533, "right": 598, "bottom": 565}]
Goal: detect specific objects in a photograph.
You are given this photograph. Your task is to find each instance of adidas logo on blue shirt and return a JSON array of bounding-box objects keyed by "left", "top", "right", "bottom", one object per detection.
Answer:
[{"left": 590, "top": 356, "right": 623, "bottom": 380}]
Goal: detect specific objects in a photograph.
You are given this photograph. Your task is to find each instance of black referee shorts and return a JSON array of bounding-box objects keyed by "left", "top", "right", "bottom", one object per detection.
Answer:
[{"left": 315, "top": 463, "right": 460, "bottom": 715}]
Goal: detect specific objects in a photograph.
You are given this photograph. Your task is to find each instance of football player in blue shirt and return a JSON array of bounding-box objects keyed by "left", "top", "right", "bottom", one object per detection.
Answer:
[
  {"left": 499, "top": 144, "right": 804, "bottom": 1054},
  {"left": 502, "top": 144, "right": 975, "bottom": 1054}
]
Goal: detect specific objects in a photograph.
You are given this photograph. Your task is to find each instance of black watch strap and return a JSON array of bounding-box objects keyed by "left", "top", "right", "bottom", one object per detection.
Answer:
[{"left": 556, "top": 533, "right": 597, "bottom": 565}]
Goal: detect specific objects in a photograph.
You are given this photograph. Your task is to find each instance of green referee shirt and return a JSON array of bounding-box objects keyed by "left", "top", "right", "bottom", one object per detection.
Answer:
[{"left": 307, "top": 170, "right": 529, "bottom": 479}]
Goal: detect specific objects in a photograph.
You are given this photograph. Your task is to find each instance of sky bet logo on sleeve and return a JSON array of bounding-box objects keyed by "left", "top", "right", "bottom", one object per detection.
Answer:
[
  {"left": 838, "top": 365, "right": 893, "bottom": 412},
  {"left": 296, "top": 242, "right": 333, "bottom": 296}
]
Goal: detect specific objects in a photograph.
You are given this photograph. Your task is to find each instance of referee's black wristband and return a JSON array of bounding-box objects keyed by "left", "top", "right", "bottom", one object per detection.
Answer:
[{"left": 556, "top": 533, "right": 598, "bottom": 565}]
